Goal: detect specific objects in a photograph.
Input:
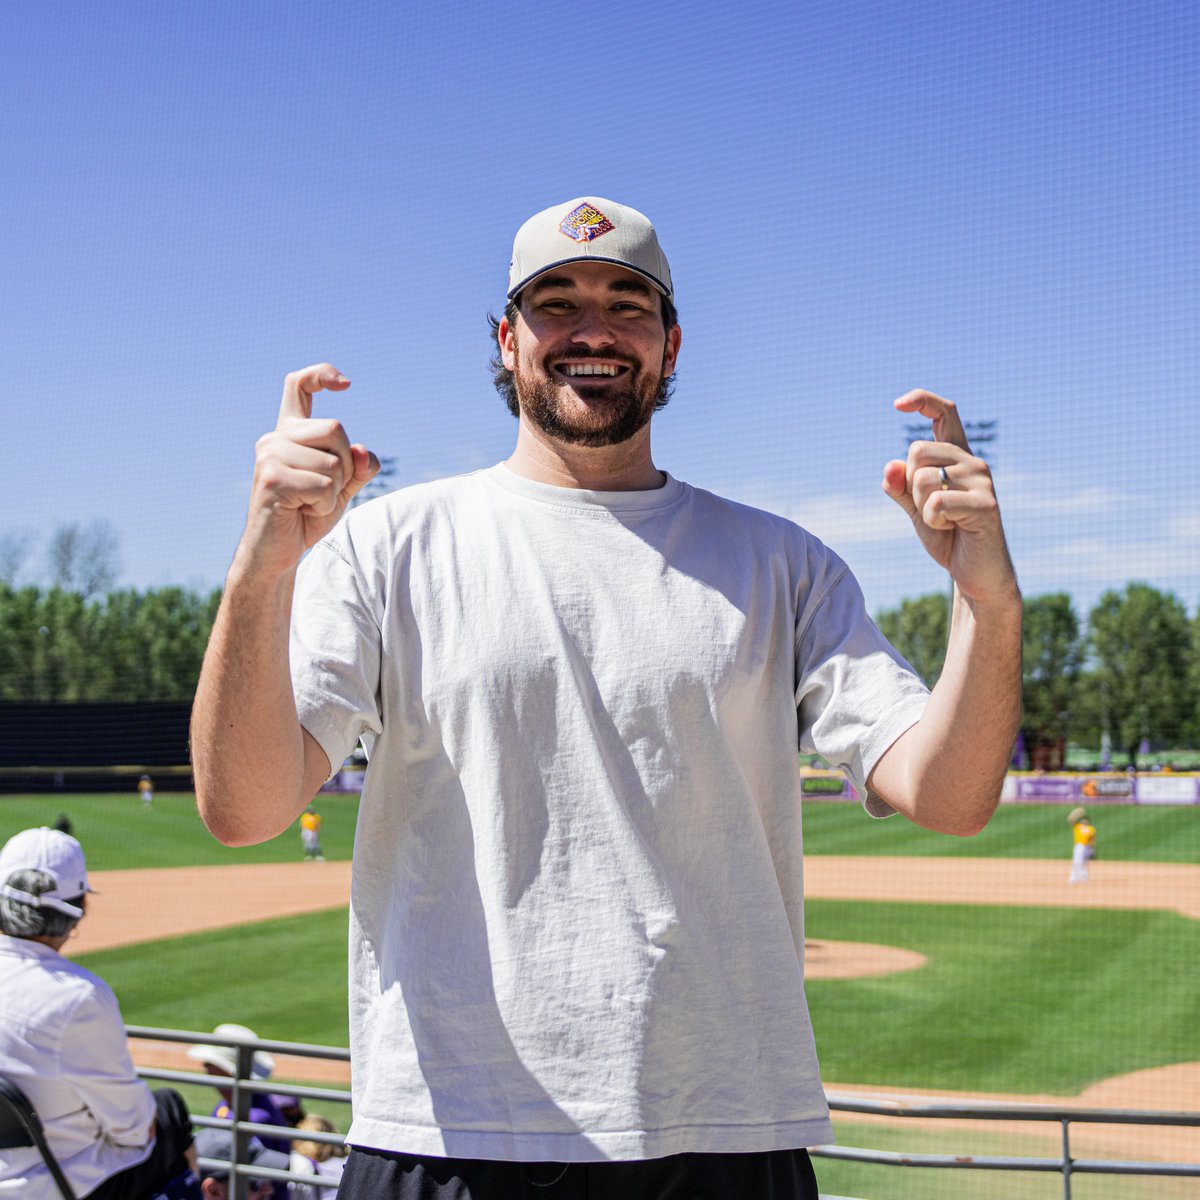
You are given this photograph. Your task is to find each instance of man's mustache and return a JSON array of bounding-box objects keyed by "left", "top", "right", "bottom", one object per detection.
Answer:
[{"left": 542, "top": 347, "right": 640, "bottom": 369}]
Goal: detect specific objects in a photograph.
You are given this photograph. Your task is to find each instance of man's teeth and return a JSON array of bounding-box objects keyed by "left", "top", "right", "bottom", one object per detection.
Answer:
[{"left": 564, "top": 364, "right": 619, "bottom": 377}]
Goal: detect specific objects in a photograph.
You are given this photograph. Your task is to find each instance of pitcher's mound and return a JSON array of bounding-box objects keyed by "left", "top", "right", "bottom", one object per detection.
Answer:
[{"left": 805, "top": 940, "right": 927, "bottom": 979}]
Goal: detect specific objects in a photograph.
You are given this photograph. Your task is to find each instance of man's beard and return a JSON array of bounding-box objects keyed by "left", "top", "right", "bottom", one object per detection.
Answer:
[{"left": 514, "top": 353, "right": 672, "bottom": 448}]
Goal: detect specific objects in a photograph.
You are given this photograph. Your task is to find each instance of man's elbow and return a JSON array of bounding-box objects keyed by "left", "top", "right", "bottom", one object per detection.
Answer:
[
  {"left": 943, "top": 811, "right": 994, "bottom": 838},
  {"left": 936, "top": 792, "right": 1001, "bottom": 838},
  {"left": 195, "top": 790, "right": 268, "bottom": 847},
  {"left": 197, "top": 806, "right": 247, "bottom": 847},
  {"left": 903, "top": 785, "right": 1001, "bottom": 837}
]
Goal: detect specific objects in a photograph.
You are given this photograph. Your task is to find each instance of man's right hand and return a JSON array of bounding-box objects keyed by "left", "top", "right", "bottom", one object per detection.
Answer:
[{"left": 236, "top": 363, "right": 380, "bottom": 579}]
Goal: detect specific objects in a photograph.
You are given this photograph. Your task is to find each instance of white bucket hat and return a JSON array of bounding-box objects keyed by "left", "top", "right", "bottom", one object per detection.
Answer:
[
  {"left": 0, "top": 827, "right": 94, "bottom": 918},
  {"left": 187, "top": 1023, "right": 276, "bottom": 1080}
]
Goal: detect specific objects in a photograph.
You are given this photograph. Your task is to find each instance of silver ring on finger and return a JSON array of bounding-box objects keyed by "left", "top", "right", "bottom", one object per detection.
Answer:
[{"left": 938, "top": 465, "right": 951, "bottom": 491}]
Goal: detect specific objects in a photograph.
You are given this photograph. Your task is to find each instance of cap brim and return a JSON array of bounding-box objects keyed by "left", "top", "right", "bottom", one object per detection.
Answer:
[
  {"left": 507, "top": 256, "right": 671, "bottom": 301},
  {"left": 0, "top": 885, "right": 85, "bottom": 919}
]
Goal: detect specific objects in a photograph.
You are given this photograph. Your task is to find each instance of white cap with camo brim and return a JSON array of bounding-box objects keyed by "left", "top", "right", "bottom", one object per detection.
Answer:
[
  {"left": 0, "top": 826, "right": 95, "bottom": 918},
  {"left": 507, "top": 197, "right": 673, "bottom": 301}
]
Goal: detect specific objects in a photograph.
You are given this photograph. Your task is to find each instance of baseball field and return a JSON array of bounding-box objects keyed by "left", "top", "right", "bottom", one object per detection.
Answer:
[{"left": 2, "top": 791, "right": 1196, "bottom": 1199}]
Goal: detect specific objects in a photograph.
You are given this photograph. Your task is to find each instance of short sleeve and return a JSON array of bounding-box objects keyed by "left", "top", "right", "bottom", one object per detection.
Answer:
[
  {"left": 795, "top": 560, "right": 929, "bottom": 815},
  {"left": 290, "top": 538, "right": 384, "bottom": 781}
]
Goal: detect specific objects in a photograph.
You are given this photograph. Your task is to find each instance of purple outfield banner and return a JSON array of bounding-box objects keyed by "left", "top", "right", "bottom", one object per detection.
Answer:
[
  {"left": 800, "top": 771, "right": 1200, "bottom": 805},
  {"left": 327, "top": 766, "right": 1200, "bottom": 804},
  {"left": 1007, "top": 771, "right": 1199, "bottom": 805}
]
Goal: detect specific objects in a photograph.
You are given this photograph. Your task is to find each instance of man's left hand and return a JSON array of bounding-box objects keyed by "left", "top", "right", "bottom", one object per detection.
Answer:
[{"left": 882, "top": 389, "right": 1017, "bottom": 603}]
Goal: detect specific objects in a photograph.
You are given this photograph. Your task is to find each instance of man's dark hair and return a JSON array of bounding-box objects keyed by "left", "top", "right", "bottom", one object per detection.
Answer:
[
  {"left": 487, "top": 294, "right": 680, "bottom": 418},
  {"left": 0, "top": 869, "right": 82, "bottom": 939}
]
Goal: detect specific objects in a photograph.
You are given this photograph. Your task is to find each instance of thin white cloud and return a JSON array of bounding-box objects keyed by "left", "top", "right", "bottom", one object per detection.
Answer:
[
  {"left": 716, "top": 472, "right": 1200, "bottom": 612},
  {"left": 720, "top": 485, "right": 912, "bottom": 546},
  {"left": 1017, "top": 534, "right": 1200, "bottom": 597},
  {"left": 995, "top": 474, "right": 1121, "bottom": 518},
  {"left": 1166, "top": 510, "right": 1200, "bottom": 542}
]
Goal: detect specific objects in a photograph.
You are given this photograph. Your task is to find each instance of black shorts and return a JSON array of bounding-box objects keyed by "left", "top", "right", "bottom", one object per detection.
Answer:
[{"left": 338, "top": 1145, "right": 820, "bottom": 1200}]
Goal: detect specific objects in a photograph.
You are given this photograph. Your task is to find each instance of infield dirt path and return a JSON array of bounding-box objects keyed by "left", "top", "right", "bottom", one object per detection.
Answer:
[
  {"left": 75, "top": 855, "right": 1200, "bottom": 957},
  {"left": 69, "top": 856, "right": 1199, "bottom": 1163}
]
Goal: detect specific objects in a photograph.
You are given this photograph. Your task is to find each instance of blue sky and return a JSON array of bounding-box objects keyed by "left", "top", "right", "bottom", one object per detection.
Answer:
[{"left": 5, "top": 0, "right": 1197, "bottom": 619}]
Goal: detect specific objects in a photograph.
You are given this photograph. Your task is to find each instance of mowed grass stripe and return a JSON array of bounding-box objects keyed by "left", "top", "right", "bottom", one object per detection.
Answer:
[
  {"left": 76, "top": 908, "right": 351, "bottom": 1046},
  {"left": 0, "top": 793, "right": 360, "bottom": 869},
  {"left": 806, "top": 899, "right": 1200, "bottom": 1095},
  {"left": 801, "top": 798, "right": 1199, "bottom": 862},
  {"left": 4, "top": 794, "right": 1197, "bottom": 867}
]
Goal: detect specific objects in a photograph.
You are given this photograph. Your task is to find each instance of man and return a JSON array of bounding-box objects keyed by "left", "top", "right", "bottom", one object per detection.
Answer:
[
  {"left": 192, "top": 196, "right": 1021, "bottom": 1198},
  {"left": 193, "top": 1129, "right": 289, "bottom": 1199},
  {"left": 186, "top": 1024, "right": 293, "bottom": 1154},
  {"left": 0, "top": 827, "right": 196, "bottom": 1199},
  {"left": 299, "top": 806, "right": 324, "bottom": 861},
  {"left": 1067, "top": 806, "right": 1096, "bottom": 883}
]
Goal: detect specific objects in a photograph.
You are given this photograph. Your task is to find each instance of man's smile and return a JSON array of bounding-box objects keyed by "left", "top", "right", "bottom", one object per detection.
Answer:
[{"left": 552, "top": 360, "right": 631, "bottom": 381}]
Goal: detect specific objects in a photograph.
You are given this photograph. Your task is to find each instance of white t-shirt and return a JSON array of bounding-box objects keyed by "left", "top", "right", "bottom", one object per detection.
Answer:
[{"left": 290, "top": 464, "right": 928, "bottom": 1162}]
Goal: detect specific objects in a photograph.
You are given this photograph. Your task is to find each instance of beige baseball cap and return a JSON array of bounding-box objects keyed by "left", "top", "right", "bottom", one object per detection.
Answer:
[
  {"left": 0, "top": 826, "right": 94, "bottom": 918},
  {"left": 507, "top": 197, "right": 673, "bottom": 301}
]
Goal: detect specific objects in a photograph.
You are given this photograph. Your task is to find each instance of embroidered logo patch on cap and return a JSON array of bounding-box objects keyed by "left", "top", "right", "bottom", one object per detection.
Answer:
[{"left": 559, "top": 202, "right": 615, "bottom": 243}]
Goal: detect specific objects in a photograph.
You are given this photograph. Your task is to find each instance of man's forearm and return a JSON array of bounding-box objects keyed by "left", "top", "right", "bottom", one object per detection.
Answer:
[
  {"left": 872, "top": 585, "right": 1022, "bottom": 835},
  {"left": 191, "top": 562, "right": 311, "bottom": 845}
]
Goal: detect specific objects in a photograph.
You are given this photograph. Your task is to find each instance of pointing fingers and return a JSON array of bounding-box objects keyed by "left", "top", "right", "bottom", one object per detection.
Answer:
[
  {"left": 893, "top": 388, "right": 970, "bottom": 452},
  {"left": 278, "top": 363, "right": 351, "bottom": 425},
  {"left": 254, "top": 365, "right": 373, "bottom": 520}
]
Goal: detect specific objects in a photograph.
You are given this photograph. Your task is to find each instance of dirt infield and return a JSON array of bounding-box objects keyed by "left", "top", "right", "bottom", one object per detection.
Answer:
[
  {"left": 69, "top": 855, "right": 1199, "bottom": 1162},
  {"left": 72, "top": 861, "right": 355, "bottom": 955},
  {"left": 804, "top": 855, "right": 1200, "bottom": 919},
  {"left": 74, "top": 854, "right": 1200, "bottom": 957}
]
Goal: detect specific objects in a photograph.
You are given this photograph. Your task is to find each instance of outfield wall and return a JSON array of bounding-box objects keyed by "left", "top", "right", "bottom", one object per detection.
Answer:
[
  {"left": 319, "top": 766, "right": 1200, "bottom": 804},
  {"left": 795, "top": 769, "right": 1200, "bottom": 805},
  {"left": 0, "top": 701, "right": 194, "bottom": 793}
]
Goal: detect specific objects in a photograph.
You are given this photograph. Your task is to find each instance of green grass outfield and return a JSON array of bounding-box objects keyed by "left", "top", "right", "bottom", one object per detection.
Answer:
[
  {"left": 0, "top": 792, "right": 361, "bottom": 868},
  {"left": 78, "top": 909, "right": 351, "bottom": 1045},
  {"left": 816, "top": 1123, "right": 1199, "bottom": 1200},
  {"left": 2, "top": 792, "right": 1196, "bottom": 866},
  {"left": 76, "top": 899, "right": 1200, "bottom": 1101},
  {"left": 10, "top": 790, "right": 1199, "bottom": 1180},
  {"left": 801, "top": 797, "right": 1199, "bottom": 862},
  {"left": 804, "top": 900, "right": 1200, "bottom": 1094}
]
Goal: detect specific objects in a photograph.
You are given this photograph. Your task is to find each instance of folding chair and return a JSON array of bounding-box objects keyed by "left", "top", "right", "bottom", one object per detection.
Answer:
[{"left": 0, "top": 1073, "right": 78, "bottom": 1199}]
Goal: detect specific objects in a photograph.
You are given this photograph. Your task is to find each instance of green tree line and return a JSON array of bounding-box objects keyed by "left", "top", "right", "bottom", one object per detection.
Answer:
[
  {"left": 877, "top": 583, "right": 1200, "bottom": 767},
  {"left": 4, "top": 578, "right": 1198, "bottom": 767},
  {"left": 0, "top": 584, "right": 221, "bottom": 702}
]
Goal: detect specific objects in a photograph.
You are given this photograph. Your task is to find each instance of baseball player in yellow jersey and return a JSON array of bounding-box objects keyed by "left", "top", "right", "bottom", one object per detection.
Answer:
[
  {"left": 137, "top": 774, "right": 154, "bottom": 809},
  {"left": 1067, "top": 806, "right": 1095, "bottom": 883},
  {"left": 300, "top": 805, "right": 324, "bottom": 861}
]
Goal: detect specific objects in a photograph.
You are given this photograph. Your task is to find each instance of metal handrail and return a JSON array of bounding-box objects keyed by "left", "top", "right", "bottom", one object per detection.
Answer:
[
  {"left": 128, "top": 1026, "right": 1198, "bottom": 1200},
  {"left": 818, "top": 1091, "right": 1200, "bottom": 1197},
  {"left": 129, "top": 1025, "right": 350, "bottom": 1199}
]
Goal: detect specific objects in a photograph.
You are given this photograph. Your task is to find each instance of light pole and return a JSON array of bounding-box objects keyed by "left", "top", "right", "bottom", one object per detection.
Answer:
[{"left": 903, "top": 418, "right": 997, "bottom": 466}]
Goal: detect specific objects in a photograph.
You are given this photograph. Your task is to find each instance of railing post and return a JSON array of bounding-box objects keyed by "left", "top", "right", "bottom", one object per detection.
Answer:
[
  {"left": 1061, "top": 1117, "right": 1072, "bottom": 1200},
  {"left": 232, "top": 1043, "right": 254, "bottom": 1200}
]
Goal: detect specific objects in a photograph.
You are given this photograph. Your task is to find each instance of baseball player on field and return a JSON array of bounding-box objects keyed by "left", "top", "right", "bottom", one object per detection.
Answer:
[
  {"left": 299, "top": 805, "right": 324, "bottom": 862},
  {"left": 1068, "top": 806, "right": 1096, "bottom": 883}
]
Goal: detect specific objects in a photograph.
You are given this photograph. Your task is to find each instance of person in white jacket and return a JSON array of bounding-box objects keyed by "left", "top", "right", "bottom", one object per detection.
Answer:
[{"left": 0, "top": 827, "right": 195, "bottom": 1200}]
